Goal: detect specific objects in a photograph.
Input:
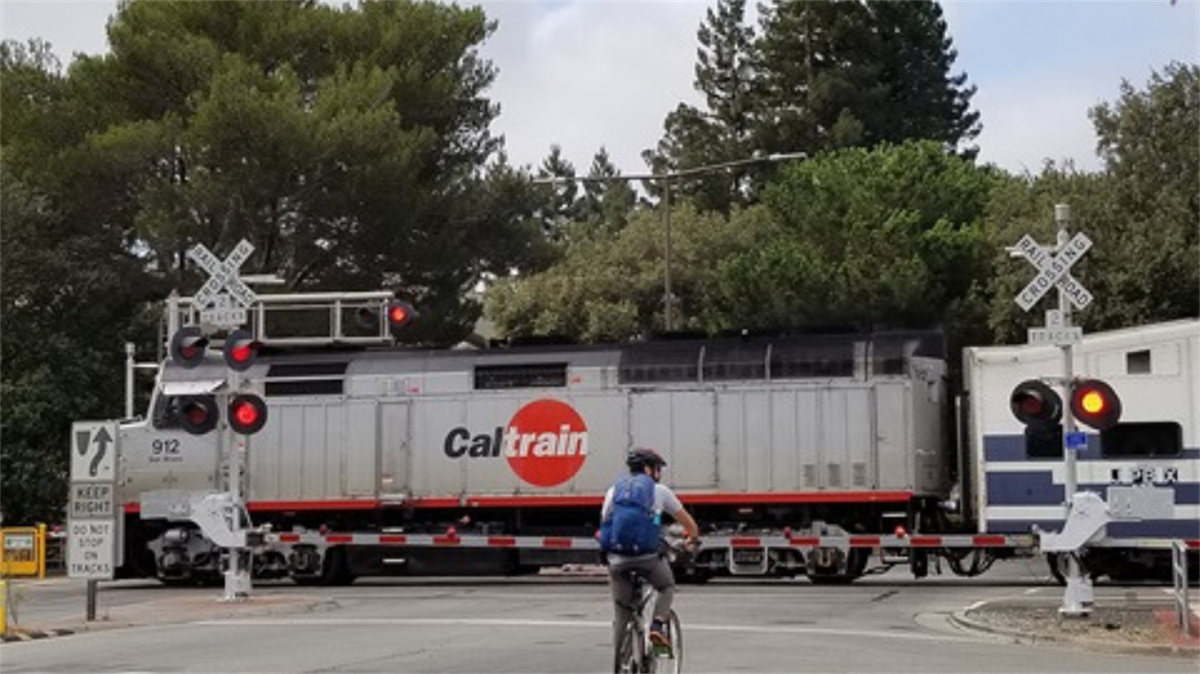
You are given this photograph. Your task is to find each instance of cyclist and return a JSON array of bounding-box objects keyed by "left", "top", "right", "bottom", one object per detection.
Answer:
[{"left": 600, "top": 447, "right": 700, "bottom": 656}]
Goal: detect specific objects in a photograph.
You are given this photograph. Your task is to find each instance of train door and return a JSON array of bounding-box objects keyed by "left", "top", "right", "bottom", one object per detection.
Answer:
[{"left": 378, "top": 401, "right": 410, "bottom": 498}]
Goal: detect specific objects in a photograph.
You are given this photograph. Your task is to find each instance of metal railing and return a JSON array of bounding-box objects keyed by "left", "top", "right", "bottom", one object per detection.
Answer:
[{"left": 1173, "top": 540, "right": 1195, "bottom": 636}]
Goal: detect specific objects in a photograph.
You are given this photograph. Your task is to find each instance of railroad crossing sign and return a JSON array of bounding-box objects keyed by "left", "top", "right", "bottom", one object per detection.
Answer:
[
  {"left": 1012, "top": 233, "right": 1093, "bottom": 312},
  {"left": 187, "top": 240, "right": 257, "bottom": 328}
]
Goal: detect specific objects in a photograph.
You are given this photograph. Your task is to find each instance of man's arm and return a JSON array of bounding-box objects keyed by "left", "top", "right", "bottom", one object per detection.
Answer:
[{"left": 674, "top": 507, "right": 700, "bottom": 542}]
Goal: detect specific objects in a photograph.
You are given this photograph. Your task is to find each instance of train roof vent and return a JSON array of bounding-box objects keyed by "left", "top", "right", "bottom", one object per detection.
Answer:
[
  {"left": 619, "top": 343, "right": 701, "bottom": 384},
  {"left": 769, "top": 339, "right": 855, "bottom": 379},
  {"left": 703, "top": 342, "right": 767, "bottom": 381}
]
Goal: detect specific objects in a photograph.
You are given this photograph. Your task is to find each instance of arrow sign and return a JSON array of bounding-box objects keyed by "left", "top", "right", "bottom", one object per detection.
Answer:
[{"left": 71, "top": 421, "right": 117, "bottom": 482}]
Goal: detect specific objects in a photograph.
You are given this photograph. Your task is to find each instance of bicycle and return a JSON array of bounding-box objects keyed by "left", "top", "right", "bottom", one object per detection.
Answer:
[
  {"left": 613, "top": 533, "right": 695, "bottom": 674},
  {"left": 614, "top": 566, "right": 682, "bottom": 674}
]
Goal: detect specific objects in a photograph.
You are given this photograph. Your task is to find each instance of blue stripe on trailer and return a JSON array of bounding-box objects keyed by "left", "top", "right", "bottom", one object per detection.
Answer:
[
  {"left": 983, "top": 435, "right": 1200, "bottom": 463},
  {"left": 985, "top": 473, "right": 1200, "bottom": 506},
  {"left": 987, "top": 519, "right": 1200, "bottom": 539}
]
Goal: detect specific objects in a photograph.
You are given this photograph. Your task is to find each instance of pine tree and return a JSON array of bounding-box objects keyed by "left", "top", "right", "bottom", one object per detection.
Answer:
[{"left": 644, "top": 0, "right": 759, "bottom": 213}]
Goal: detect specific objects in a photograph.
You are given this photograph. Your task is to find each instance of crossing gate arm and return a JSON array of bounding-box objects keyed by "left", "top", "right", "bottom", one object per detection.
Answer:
[{"left": 263, "top": 531, "right": 1035, "bottom": 552}]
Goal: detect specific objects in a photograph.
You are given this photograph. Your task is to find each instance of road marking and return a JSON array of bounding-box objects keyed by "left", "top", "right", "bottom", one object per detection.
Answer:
[{"left": 197, "top": 617, "right": 989, "bottom": 643}]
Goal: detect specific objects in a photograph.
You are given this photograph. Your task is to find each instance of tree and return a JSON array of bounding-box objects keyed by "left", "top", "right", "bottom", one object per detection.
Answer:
[
  {"left": 649, "top": 0, "right": 980, "bottom": 211},
  {"left": 644, "top": 0, "right": 760, "bottom": 212},
  {"left": 1088, "top": 62, "right": 1199, "bottom": 327},
  {"left": 485, "top": 203, "right": 774, "bottom": 341},
  {"left": 985, "top": 63, "right": 1199, "bottom": 342},
  {"left": 2, "top": 0, "right": 543, "bottom": 345},
  {"left": 708, "top": 141, "right": 997, "bottom": 344},
  {"left": 578, "top": 147, "right": 637, "bottom": 236},
  {"left": 0, "top": 166, "right": 162, "bottom": 526},
  {"left": 756, "top": 0, "right": 978, "bottom": 156}
]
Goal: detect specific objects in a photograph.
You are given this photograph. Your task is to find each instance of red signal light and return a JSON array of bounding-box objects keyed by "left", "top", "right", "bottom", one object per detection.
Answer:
[
  {"left": 178, "top": 395, "right": 219, "bottom": 435},
  {"left": 170, "top": 326, "right": 209, "bottom": 369},
  {"left": 1010, "top": 380, "right": 1062, "bottom": 430},
  {"left": 1070, "top": 379, "right": 1121, "bottom": 430},
  {"left": 228, "top": 394, "right": 267, "bottom": 435},
  {"left": 223, "top": 329, "right": 260, "bottom": 372},
  {"left": 387, "top": 300, "right": 416, "bottom": 336}
]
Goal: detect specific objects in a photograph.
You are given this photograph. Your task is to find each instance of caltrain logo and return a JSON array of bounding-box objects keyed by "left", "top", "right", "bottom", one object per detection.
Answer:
[{"left": 443, "top": 398, "right": 589, "bottom": 487}]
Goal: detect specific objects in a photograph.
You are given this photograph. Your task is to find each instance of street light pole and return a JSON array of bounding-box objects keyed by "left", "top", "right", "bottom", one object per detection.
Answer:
[{"left": 533, "top": 151, "right": 806, "bottom": 331}]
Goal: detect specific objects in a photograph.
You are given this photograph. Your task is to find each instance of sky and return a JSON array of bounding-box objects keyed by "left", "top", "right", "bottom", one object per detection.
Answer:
[{"left": 2, "top": 0, "right": 1197, "bottom": 177}]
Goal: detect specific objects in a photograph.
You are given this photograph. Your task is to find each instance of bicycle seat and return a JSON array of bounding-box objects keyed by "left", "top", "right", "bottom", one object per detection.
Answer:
[{"left": 617, "top": 567, "right": 650, "bottom": 585}]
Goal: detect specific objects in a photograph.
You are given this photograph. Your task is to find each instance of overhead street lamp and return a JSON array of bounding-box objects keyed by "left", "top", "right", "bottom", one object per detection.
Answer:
[{"left": 534, "top": 151, "right": 806, "bottom": 331}]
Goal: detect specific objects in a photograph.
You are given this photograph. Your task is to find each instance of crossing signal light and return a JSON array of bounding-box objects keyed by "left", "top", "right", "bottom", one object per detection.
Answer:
[
  {"left": 1010, "top": 379, "right": 1062, "bottom": 430},
  {"left": 1071, "top": 379, "right": 1121, "bottom": 430},
  {"left": 355, "top": 306, "right": 381, "bottom": 330},
  {"left": 178, "top": 395, "right": 219, "bottom": 435},
  {"left": 170, "top": 326, "right": 209, "bottom": 369},
  {"left": 387, "top": 300, "right": 415, "bottom": 335},
  {"left": 228, "top": 394, "right": 268, "bottom": 434},
  {"left": 223, "top": 328, "right": 260, "bottom": 372}
]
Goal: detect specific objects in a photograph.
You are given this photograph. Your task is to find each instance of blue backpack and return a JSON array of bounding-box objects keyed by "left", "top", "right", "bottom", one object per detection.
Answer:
[{"left": 599, "top": 474, "right": 661, "bottom": 555}]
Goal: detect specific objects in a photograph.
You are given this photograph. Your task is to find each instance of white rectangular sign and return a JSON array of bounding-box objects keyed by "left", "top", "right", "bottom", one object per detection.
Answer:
[
  {"left": 1028, "top": 326, "right": 1083, "bottom": 346},
  {"left": 70, "top": 482, "right": 114, "bottom": 519},
  {"left": 71, "top": 421, "right": 117, "bottom": 482},
  {"left": 67, "top": 519, "right": 116, "bottom": 580}
]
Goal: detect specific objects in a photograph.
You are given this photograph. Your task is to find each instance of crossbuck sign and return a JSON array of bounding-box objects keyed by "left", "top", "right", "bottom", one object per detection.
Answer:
[
  {"left": 1013, "top": 232, "right": 1093, "bottom": 312},
  {"left": 187, "top": 240, "right": 257, "bottom": 328}
]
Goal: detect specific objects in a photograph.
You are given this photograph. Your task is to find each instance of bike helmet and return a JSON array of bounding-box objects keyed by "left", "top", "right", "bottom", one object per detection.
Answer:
[{"left": 627, "top": 447, "right": 667, "bottom": 471}]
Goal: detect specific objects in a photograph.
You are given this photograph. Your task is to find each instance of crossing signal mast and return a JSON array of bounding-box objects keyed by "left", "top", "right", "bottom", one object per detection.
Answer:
[
  {"left": 161, "top": 239, "right": 420, "bottom": 600},
  {"left": 166, "top": 240, "right": 273, "bottom": 601},
  {"left": 1006, "top": 204, "right": 1134, "bottom": 619}
]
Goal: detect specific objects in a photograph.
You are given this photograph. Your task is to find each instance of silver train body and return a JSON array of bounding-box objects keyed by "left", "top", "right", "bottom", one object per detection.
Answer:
[{"left": 116, "top": 331, "right": 952, "bottom": 582}]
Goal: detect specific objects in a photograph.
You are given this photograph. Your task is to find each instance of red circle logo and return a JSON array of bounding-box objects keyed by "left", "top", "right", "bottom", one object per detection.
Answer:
[{"left": 504, "top": 399, "right": 589, "bottom": 487}]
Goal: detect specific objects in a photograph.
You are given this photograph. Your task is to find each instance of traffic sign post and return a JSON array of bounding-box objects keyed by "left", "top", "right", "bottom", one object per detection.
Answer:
[
  {"left": 1011, "top": 203, "right": 1095, "bottom": 617},
  {"left": 68, "top": 421, "right": 119, "bottom": 621}
]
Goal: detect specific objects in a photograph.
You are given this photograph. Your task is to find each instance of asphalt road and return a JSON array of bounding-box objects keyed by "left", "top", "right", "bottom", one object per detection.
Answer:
[{"left": 2, "top": 559, "right": 1195, "bottom": 674}]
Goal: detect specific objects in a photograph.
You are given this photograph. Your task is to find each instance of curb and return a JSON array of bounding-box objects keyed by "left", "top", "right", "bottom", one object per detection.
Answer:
[
  {"left": 949, "top": 607, "right": 1200, "bottom": 658},
  {"left": 1, "top": 628, "right": 76, "bottom": 643}
]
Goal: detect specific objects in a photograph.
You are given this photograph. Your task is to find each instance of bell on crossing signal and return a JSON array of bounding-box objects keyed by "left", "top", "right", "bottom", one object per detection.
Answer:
[
  {"left": 228, "top": 394, "right": 268, "bottom": 435},
  {"left": 170, "top": 326, "right": 209, "bottom": 369},
  {"left": 1070, "top": 379, "right": 1121, "bottom": 430},
  {"left": 178, "top": 395, "right": 219, "bottom": 435},
  {"left": 223, "top": 328, "right": 261, "bottom": 372},
  {"left": 1010, "top": 379, "right": 1062, "bottom": 430},
  {"left": 387, "top": 300, "right": 416, "bottom": 336}
]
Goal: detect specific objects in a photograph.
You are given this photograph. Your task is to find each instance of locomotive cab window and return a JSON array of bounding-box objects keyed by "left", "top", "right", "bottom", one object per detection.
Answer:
[
  {"left": 1100, "top": 422, "right": 1182, "bottom": 458},
  {"left": 152, "top": 395, "right": 182, "bottom": 430}
]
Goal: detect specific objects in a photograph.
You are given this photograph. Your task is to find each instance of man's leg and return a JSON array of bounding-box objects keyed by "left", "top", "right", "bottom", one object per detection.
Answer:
[
  {"left": 646, "top": 557, "right": 676, "bottom": 622},
  {"left": 609, "top": 563, "right": 636, "bottom": 650}
]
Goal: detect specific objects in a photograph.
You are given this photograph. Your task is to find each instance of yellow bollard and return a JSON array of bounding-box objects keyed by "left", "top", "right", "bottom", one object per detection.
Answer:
[
  {"left": 1, "top": 579, "right": 7, "bottom": 637},
  {"left": 37, "top": 524, "right": 46, "bottom": 580}
]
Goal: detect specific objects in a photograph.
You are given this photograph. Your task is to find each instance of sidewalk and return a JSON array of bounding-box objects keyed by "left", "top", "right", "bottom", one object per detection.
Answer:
[{"left": 951, "top": 591, "right": 1200, "bottom": 658}]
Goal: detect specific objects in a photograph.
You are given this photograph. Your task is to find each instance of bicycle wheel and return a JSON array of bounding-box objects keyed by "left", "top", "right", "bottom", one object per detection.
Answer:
[
  {"left": 616, "top": 621, "right": 644, "bottom": 674},
  {"left": 652, "top": 610, "right": 682, "bottom": 674}
]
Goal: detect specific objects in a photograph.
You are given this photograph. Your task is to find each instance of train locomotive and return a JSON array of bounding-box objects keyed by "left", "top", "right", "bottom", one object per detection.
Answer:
[{"left": 109, "top": 292, "right": 1199, "bottom": 585}]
